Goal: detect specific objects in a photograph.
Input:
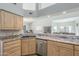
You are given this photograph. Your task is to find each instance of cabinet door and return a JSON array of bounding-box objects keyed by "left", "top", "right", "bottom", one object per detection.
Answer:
[
  {"left": 0, "top": 11, "right": 2, "bottom": 29},
  {"left": 52, "top": 46, "right": 59, "bottom": 56},
  {"left": 13, "top": 14, "right": 18, "bottom": 30},
  {"left": 28, "top": 37, "right": 36, "bottom": 54},
  {"left": 4, "top": 11, "right": 10, "bottom": 29},
  {"left": 1, "top": 11, "right": 5, "bottom": 29},
  {"left": 47, "top": 41, "right": 53, "bottom": 56},
  {"left": 0, "top": 11, "right": 15, "bottom": 30},
  {"left": 20, "top": 16, "right": 23, "bottom": 30},
  {"left": 47, "top": 45, "right": 53, "bottom": 56},
  {"left": 0, "top": 10, "right": 23, "bottom": 30},
  {"left": 47, "top": 41, "right": 59, "bottom": 56},
  {"left": 21, "top": 39, "right": 29, "bottom": 55},
  {"left": 17, "top": 16, "right": 23, "bottom": 30},
  {"left": 74, "top": 45, "right": 79, "bottom": 56},
  {"left": 16, "top": 15, "right": 20, "bottom": 30},
  {"left": 75, "top": 50, "right": 79, "bottom": 56},
  {"left": 59, "top": 47, "right": 73, "bottom": 56},
  {"left": 9, "top": 13, "right": 14, "bottom": 29}
]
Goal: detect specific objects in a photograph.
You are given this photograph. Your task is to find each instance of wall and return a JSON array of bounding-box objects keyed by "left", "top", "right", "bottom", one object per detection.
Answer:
[
  {"left": 31, "top": 16, "right": 52, "bottom": 33},
  {"left": 23, "top": 17, "right": 35, "bottom": 32},
  {"left": 52, "top": 20, "right": 75, "bottom": 33},
  {"left": 31, "top": 9, "right": 79, "bottom": 35}
]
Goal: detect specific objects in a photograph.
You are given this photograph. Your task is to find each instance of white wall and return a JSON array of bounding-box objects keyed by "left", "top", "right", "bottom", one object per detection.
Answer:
[
  {"left": 23, "top": 17, "right": 35, "bottom": 32},
  {"left": 31, "top": 10, "right": 79, "bottom": 35},
  {"left": 22, "top": 6, "right": 79, "bottom": 35},
  {"left": 31, "top": 16, "right": 52, "bottom": 33},
  {"left": 52, "top": 21, "right": 75, "bottom": 33}
]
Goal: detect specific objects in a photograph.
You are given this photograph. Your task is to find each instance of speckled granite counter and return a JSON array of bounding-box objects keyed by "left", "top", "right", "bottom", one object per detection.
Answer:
[
  {"left": 21, "top": 33, "right": 36, "bottom": 38},
  {"left": 36, "top": 34, "right": 79, "bottom": 45},
  {"left": 0, "top": 35, "right": 21, "bottom": 42}
]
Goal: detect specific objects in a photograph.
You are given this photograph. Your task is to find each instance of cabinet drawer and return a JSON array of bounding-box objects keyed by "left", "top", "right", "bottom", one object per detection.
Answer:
[
  {"left": 4, "top": 43, "right": 21, "bottom": 50},
  {"left": 11, "top": 50, "right": 21, "bottom": 56},
  {"left": 4, "top": 50, "right": 21, "bottom": 56},
  {"left": 4, "top": 47, "right": 21, "bottom": 56},
  {"left": 4, "top": 40, "right": 21, "bottom": 47}
]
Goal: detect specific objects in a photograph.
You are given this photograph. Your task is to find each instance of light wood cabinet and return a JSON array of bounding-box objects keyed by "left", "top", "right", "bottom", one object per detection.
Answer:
[
  {"left": 28, "top": 37, "right": 36, "bottom": 54},
  {"left": 59, "top": 43, "right": 73, "bottom": 56},
  {"left": 0, "top": 11, "right": 5, "bottom": 29},
  {"left": 47, "top": 41, "right": 59, "bottom": 56},
  {"left": 0, "top": 11, "right": 2, "bottom": 28},
  {"left": 74, "top": 45, "right": 79, "bottom": 56},
  {"left": 74, "top": 50, "right": 79, "bottom": 56},
  {"left": 14, "top": 14, "right": 18, "bottom": 29},
  {"left": 21, "top": 37, "right": 36, "bottom": 56},
  {"left": 3, "top": 39, "right": 21, "bottom": 56},
  {"left": 4, "top": 11, "right": 10, "bottom": 29},
  {"left": 59, "top": 47, "right": 73, "bottom": 56},
  {"left": 47, "top": 40, "right": 73, "bottom": 56},
  {"left": 21, "top": 38, "right": 29, "bottom": 55},
  {"left": 16, "top": 15, "right": 23, "bottom": 30},
  {"left": 0, "top": 10, "right": 23, "bottom": 30}
]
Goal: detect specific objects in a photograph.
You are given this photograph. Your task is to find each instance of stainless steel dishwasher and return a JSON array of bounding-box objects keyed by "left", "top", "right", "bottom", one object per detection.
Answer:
[{"left": 36, "top": 39, "right": 47, "bottom": 56}]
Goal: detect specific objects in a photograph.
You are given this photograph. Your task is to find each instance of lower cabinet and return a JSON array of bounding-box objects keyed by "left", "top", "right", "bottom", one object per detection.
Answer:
[
  {"left": 21, "top": 38, "right": 29, "bottom": 55},
  {"left": 74, "top": 45, "right": 79, "bottom": 56},
  {"left": 21, "top": 37, "right": 36, "bottom": 56},
  {"left": 74, "top": 50, "right": 79, "bottom": 56},
  {"left": 28, "top": 37, "right": 36, "bottom": 54},
  {"left": 47, "top": 41, "right": 73, "bottom": 56},
  {"left": 3, "top": 39, "right": 21, "bottom": 56},
  {"left": 47, "top": 41, "right": 59, "bottom": 56}
]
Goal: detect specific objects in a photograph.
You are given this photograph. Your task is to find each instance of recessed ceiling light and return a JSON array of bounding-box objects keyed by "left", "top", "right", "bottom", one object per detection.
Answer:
[
  {"left": 62, "top": 11, "right": 66, "bottom": 14},
  {"left": 48, "top": 15, "right": 50, "bottom": 18}
]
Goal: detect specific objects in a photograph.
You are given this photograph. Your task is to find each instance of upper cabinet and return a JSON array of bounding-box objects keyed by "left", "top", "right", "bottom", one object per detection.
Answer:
[
  {"left": 16, "top": 15, "right": 23, "bottom": 30},
  {"left": 0, "top": 10, "right": 23, "bottom": 30}
]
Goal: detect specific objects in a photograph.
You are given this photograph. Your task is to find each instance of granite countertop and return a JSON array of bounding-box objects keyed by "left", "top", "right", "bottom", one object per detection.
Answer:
[
  {"left": 21, "top": 33, "right": 36, "bottom": 38},
  {"left": 36, "top": 35, "right": 79, "bottom": 45},
  {"left": 0, "top": 35, "right": 21, "bottom": 41},
  {"left": 0, "top": 33, "right": 36, "bottom": 41}
]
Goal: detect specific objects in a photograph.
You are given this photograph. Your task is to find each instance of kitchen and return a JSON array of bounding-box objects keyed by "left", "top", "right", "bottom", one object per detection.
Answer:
[{"left": 1, "top": 3, "right": 79, "bottom": 56}]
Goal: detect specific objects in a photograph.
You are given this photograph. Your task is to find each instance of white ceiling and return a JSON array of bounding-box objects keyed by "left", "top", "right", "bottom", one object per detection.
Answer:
[
  {"left": 23, "top": 3, "right": 36, "bottom": 11},
  {"left": 23, "top": 3, "right": 79, "bottom": 17},
  {"left": 38, "top": 3, "right": 56, "bottom": 10},
  {"left": 23, "top": 3, "right": 55, "bottom": 11}
]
